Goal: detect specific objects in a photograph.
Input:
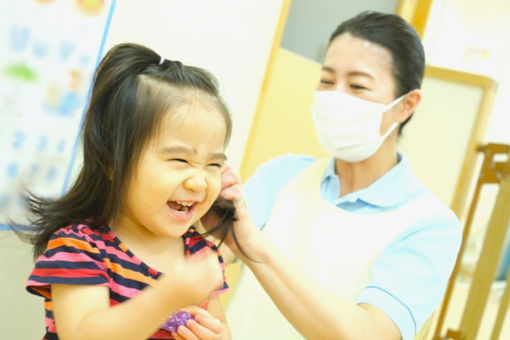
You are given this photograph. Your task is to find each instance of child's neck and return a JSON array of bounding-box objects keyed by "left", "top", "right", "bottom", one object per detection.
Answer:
[{"left": 110, "top": 221, "right": 185, "bottom": 273}]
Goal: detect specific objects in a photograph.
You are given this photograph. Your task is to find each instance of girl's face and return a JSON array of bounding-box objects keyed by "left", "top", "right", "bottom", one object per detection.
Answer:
[
  {"left": 317, "top": 33, "right": 398, "bottom": 134},
  {"left": 118, "top": 99, "right": 227, "bottom": 239}
]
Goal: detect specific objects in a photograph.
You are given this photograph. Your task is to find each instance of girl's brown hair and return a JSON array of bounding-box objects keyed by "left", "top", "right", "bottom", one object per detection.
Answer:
[{"left": 13, "top": 43, "right": 236, "bottom": 259}]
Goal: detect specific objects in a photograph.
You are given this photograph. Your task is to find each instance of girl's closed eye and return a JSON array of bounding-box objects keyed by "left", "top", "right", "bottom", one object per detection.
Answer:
[
  {"left": 171, "top": 158, "right": 188, "bottom": 163},
  {"left": 168, "top": 158, "right": 191, "bottom": 168}
]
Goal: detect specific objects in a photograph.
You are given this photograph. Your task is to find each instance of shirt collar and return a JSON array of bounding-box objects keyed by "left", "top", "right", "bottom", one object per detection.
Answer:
[{"left": 322, "top": 153, "right": 426, "bottom": 208}]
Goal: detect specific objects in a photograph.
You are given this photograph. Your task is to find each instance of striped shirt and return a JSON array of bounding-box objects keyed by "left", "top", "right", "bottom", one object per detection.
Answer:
[{"left": 26, "top": 223, "right": 228, "bottom": 340}]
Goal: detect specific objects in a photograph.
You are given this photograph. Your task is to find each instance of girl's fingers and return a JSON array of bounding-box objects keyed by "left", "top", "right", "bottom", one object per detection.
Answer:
[
  {"left": 194, "top": 314, "right": 222, "bottom": 334},
  {"left": 175, "top": 306, "right": 222, "bottom": 339},
  {"left": 171, "top": 330, "right": 185, "bottom": 340},
  {"left": 181, "top": 305, "right": 210, "bottom": 318},
  {"left": 181, "top": 306, "right": 222, "bottom": 333},
  {"left": 175, "top": 324, "right": 200, "bottom": 340},
  {"left": 185, "top": 318, "right": 221, "bottom": 339},
  {"left": 176, "top": 319, "right": 222, "bottom": 340}
]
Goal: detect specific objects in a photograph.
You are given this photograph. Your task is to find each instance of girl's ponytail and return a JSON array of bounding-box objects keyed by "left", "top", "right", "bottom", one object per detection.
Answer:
[{"left": 12, "top": 43, "right": 234, "bottom": 259}]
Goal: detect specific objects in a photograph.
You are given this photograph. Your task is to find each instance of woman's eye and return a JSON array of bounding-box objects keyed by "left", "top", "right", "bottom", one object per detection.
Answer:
[
  {"left": 319, "top": 79, "right": 334, "bottom": 85},
  {"left": 350, "top": 84, "right": 367, "bottom": 90}
]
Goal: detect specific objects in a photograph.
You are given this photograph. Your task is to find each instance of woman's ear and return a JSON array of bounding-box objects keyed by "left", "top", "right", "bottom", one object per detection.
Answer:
[{"left": 396, "top": 89, "right": 422, "bottom": 123}]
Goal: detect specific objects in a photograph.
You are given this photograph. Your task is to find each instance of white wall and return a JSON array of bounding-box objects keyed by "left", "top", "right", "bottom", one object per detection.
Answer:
[
  {"left": 424, "top": 0, "right": 510, "bottom": 146},
  {"left": 104, "top": 0, "right": 284, "bottom": 171},
  {"left": 0, "top": 1, "right": 284, "bottom": 338}
]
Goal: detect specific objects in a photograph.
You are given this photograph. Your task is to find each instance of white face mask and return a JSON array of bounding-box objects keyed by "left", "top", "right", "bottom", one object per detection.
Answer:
[{"left": 311, "top": 91, "right": 405, "bottom": 162}]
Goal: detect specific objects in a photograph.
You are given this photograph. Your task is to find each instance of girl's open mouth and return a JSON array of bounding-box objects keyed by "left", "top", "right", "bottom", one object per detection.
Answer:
[{"left": 167, "top": 201, "right": 197, "bottom": 221}]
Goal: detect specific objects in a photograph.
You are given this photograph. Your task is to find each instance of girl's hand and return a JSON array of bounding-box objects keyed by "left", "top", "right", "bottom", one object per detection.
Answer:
[
  {"left": 171, "top": 306, "right": 227, "bottom": 340},
  {"left": 169, "top": 248, "right": 223, "bottom": 306}
]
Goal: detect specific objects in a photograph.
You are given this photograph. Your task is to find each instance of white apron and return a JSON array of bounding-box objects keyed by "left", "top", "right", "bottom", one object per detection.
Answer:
[{"left": 227, "top": 159, "right": 433, "bottom": 339}]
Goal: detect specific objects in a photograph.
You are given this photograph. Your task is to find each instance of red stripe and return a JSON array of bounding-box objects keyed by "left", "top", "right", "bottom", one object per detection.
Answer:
[
  {"left": 30, "top": 267, "right": 107, "bottom": 278},
  {"left": 38, "top": 252, "right": 106, "bottom": 267}
]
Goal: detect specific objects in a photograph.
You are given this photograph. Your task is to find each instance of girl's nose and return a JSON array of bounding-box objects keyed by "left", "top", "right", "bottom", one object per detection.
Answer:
[{"left": 184, "top": 171, "right": 207, "bottom": 192}]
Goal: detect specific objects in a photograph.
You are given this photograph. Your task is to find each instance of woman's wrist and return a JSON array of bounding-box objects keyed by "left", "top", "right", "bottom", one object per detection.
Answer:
[{"left": 233, "top": 228, "right": 271, "bottom": 264}]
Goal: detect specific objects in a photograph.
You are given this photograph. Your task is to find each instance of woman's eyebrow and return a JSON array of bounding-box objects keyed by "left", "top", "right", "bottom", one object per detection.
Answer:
[
  {"left": 321, "top": 65, "right": 336, "bottom": 74},
  {"left": 322, "top": 65, "right": 374, "bottom": 80},
  {"left": 347, "top": 70, "right": 374, "bottom": 79}
]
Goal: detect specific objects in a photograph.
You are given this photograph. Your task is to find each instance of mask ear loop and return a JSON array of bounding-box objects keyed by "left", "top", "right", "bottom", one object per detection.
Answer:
[
  {"left": 380, "top": 93, "right": 407, "bottom": 138},
  {"left": 381, "top": 121, "right": 399, "bottom": 139},
  {"left": 386, "top": 93, "right": 408, "bottom": 110}
]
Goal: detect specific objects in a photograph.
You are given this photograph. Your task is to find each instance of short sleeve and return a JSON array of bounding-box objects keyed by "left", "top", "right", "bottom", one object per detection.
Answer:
[
  {"left": 26, "top": 225, "right": 109, "bottom": 299},
  {"left": 243, "top": 154, "right": 316, "bottom": 230},
  {"left": 185, "top": 227, "right": 229, "bottom": 296},
  {"left": 356, "top": 213, "right": 462, "bottom": 340}
]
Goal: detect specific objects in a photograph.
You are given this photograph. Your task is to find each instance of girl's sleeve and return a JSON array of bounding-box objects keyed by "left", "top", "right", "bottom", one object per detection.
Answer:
[
  {"left": 186, "top": 228, "right": 229, "bottom": 296},
  {"left": 26, "top": 225, "right": 109, "bottom": 299},
  {"left": 210, "top": 244, "right": 229, "bottom": 296}
]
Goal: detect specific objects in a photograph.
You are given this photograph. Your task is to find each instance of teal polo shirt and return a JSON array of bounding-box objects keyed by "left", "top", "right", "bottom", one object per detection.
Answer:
[{"left": 243, "top": 153, "right": 462, "bottom": 340}]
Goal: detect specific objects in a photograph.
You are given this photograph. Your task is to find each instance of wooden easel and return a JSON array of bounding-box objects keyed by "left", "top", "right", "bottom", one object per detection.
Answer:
[{"left": 432, "top": 143, "right": 510, "bottom": 340}]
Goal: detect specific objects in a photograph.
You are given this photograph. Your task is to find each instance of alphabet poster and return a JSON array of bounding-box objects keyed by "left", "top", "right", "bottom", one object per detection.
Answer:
[{"left": 0, "top": 0, "right": 116, "bottom": 229}]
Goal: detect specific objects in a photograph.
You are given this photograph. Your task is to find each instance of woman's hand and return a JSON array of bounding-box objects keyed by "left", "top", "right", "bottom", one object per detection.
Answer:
[
  {"left": 202, "top": 163, "right": 263, "bottom": 261},
  {"left": 171, "top": 305, "right": 228, "bottom": 340}
]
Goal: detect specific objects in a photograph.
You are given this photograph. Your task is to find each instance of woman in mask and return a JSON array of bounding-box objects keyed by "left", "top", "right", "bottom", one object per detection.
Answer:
[{"left": 206, "top": 10, "right": 462, "bottom": 340}]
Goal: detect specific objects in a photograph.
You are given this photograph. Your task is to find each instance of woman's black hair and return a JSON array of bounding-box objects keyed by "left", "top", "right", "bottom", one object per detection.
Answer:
[
  {"left": 12, "top": 43, "right": 241, "bottom": 259},
  {"left": 329, "top": 11, "right": 425, "bottom": 133}
]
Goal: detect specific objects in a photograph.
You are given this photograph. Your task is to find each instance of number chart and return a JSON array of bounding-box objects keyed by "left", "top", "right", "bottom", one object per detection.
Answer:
[{"left": 0, "top": 0, "right": 116, "bottom": 229}]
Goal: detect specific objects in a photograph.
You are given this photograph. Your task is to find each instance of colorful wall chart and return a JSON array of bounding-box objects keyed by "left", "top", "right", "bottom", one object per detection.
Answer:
[{"left": 0, "top": 0, "right": 116, "bottom": 229}]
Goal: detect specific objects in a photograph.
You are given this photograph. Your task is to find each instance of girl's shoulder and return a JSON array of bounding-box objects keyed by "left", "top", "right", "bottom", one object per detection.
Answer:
[
  {"left": 52, "top": 223, "right": 110, "bottom": 237},
  {"left": 183, "top": 226, "right": 216, "bottom": 256},
  {"left": 48, "top": 223, "right": 114, "bottom": 252}
]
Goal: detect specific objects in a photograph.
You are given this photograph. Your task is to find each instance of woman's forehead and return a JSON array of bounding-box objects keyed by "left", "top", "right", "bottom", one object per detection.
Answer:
[{"left": 325, "top": 33, "right": 393, "bottom": 77}]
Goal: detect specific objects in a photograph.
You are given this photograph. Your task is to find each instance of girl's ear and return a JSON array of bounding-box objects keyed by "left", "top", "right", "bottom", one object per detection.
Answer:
[{"left": 396, "top": 89, "right": 422, "bottom": 123}]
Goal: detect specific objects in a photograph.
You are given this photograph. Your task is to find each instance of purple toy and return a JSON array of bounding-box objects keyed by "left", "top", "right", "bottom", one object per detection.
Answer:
[{"left": 161, "top": 311, "right": 193, "bottom": 332}]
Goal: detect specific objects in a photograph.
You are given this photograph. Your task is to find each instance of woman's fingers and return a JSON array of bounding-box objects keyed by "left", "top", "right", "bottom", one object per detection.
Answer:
[
  {"left": 220, "top": 183, "right": 243, "bottom": 202},
  {"left": 220, "top": 162, "right": 242, "bottom": 190}
]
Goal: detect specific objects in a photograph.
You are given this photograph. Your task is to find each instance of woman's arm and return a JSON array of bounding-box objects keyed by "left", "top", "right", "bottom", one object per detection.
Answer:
[
  {"left": 236, "top": 223, "right": 401, "bottom": 340},
  {"left": 217, "top": 166, "right": 401, "bottom": 340}
]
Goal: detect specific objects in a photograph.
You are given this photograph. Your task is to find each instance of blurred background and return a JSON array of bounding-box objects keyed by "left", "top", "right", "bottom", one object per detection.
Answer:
[{"left": 1, "top": 1, "right": 509, "bottom": 339}]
